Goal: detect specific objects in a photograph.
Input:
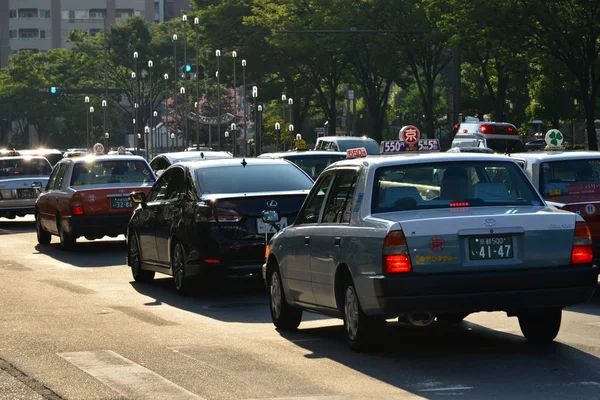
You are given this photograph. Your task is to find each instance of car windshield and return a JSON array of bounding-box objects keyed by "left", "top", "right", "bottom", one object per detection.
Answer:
[
  {"left": 539, "top": 159, "right": 600, "bottom": 200},
  {"left": 283, "top": 154, "right": 345, "bottom": 179},
  {"left": 486, "top": 139, "right": 526, "bottom": 153},
  {"left": 336, "top": 139, "right": 380, "bottom": 155},
  {"left": 0, "top": 158, "right": 52, "bottom": 177},
  {"left": 195, "top": 163, "right": 313, "bottom": 194},
  {"left": 70, "top": 160, "right": 155, "bottom": 186},
  {"left": 372, "top": 161, "right": 542, "bottom": 213}
]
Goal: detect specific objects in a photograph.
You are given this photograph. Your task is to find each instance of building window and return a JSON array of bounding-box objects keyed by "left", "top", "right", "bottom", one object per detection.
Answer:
[
  {"left": 40, "top": 30, "right": 51, "bottom": 39},
  {"left": 9, "top": 30, "right": 18, "bottom": 39},
  {"left": 9, "top": 10, "right": 17, "bottom": 18},
  {"left": 40, "top": 10, "right": 51, "bottom": 19},
  {"left": 134, "top": 10, "right": 144, "bottom": 17},
  {"left": 89, "top": 9, "right": 106, "bottom": 19},
  {"left": 18, "top": 9, "right": 38, "bottom": 19},
  {"left": 116, "top": 9, "right": 134, "bottom": 19},
  {"left": 19, "top": 29, "right": 39, "bottom": 39},
  {"left": 74, "top": 10, "right": 89, "bottom": 19}
]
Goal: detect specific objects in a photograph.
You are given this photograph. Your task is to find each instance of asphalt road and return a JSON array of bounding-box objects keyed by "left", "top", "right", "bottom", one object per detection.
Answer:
[{"left": 1, "top": 216, "right": 600, "bottom": 400}]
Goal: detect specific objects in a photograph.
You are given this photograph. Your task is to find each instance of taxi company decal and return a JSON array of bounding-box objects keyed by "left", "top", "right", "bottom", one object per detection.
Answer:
[
  {"left": 416, "top": 254, "right": 458, "bottom": 264},
  {"left": 88, "top": 194, "right": 96, "bottom": 202},
  {"left": 429, "top": 236, "right": 444, "bottom": 252},
  {"left": 585, "top": 204, "right": 596, "bottom": 215}
]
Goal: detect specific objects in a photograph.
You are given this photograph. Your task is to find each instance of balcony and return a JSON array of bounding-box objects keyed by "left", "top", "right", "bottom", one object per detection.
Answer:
[{"left": 17, "top": 9, "right": 38, "bottom": 19}]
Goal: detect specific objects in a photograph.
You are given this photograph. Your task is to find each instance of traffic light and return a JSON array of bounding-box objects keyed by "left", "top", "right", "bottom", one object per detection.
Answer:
[
  {"left": 50, "top": 87, "right": 57, "bottom": 94},
  {"left": 185, "top": 64, "right": 192, "bottom": 73}
]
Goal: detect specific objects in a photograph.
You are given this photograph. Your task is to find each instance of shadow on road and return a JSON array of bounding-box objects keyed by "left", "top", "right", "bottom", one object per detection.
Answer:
[
  {"left": 0, "top": 218, "right": 35, "bottom": 234},
  {"left": 34, "top": 240, "right": 127, "bottom": 268},
  {"left": 567, "top": 290, "right": 600, "bottom": 317},
  {"left": 276, "top": 319, "right": 600, "bottom": 399},
  {"left": 129, "top": 277, "right": 329, "bottom": 324}
]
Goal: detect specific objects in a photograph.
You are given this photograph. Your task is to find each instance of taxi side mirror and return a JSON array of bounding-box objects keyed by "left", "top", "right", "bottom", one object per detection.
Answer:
[
  {"left": 262, "top": 209, "right": 280, "bottom": 224},
  {"left": 130, "top": 192, "right": 147, "bottom": 208}
]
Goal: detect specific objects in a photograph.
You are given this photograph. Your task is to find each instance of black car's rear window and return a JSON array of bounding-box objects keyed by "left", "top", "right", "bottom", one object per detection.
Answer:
[
  {"left": 195, "top": 163, "right": 313, "bottom": 194},
  {"left": 486, "top": 139, "right": 526, "bottom": 153},
  {"left": 283, "top": 154, "right": 345, "bottom": 179}
]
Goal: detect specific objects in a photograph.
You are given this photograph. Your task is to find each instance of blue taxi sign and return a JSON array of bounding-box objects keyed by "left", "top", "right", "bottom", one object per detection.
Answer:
[
  {"left": 346, "top": 147, "right": 368, "bottom": 159},
  {"left": 380, "top": 139, "right": 440, "bottom": 154}
]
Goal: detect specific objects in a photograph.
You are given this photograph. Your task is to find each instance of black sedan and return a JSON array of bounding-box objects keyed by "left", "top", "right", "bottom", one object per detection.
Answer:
[{"left": 126, "top": 158, "right": 314, "bottom": 293}]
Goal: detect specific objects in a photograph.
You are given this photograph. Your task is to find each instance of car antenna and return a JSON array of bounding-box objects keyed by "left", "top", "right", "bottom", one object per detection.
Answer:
[{"left": 241, "top": 158, "right": 247, "bottom": 168}]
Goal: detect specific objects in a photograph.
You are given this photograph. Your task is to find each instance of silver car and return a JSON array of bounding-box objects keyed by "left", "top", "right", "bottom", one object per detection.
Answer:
[
  {"left": 263, "top": 149, "right": 598, "bottom": 351},
  {"left": 0, "top": 155, "right": 52, "bottom": 219}
]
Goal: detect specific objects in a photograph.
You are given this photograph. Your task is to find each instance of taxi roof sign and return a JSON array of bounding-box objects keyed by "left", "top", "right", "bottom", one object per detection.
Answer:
[
  {"left": 117, "top": 146, "right": 127, "bottom": 155},
  {"left": 399, "top": 125, "right": 421, "bottom": 143},
  {"left": 295, "top": 139, "right": 307, "bottom": 150},
  {"left": 544, "top": 129, "right": 564, "bottom": 150},
  {"left": 346, "top": 147, "right": 368, "bottom": 159},
  {"left": 93, "top": 143, "right": 104, "bottom": 155},
  {"left": 381, "top": 139, "right": 441, "bottom": 155}
]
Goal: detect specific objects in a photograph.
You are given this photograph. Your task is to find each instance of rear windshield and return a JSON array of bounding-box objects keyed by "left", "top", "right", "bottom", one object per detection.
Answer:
[
  {"left": 195, "top": 163, "right": 313, "bottom": 194},
  {"left": 372, "top": 161, "right": 542, "bottom": 213},
  {"left": 0, "top": 157, "right": 52, "bottom": 177},
  {"left": 70, "top": 160, "right": 155, "bottom": 186},
  {"left": 284, "top": 154, "right": 345, "bottom": 179},
  {"left": 540, "top": 159, "right": 600, "bottom": 200},
  {"left": 335, "top": 139, "right": 380, "bottom": 155},
  {"left": 486, "top": 138, "right": 526, "bottom": 153}
]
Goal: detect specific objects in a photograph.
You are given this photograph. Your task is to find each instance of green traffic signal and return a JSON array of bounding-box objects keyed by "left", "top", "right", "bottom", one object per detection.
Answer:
[
  {"left": 50, "top": 87, "right": 57, "bottom": 94},
  {"left": 185, "top": 65, "right": 192, "bottom": 72}
]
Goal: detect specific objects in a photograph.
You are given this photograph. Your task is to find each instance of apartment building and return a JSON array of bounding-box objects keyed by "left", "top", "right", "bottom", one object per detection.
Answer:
[{"left": 0, "top": 0, "right": 191, "bottom": 68}]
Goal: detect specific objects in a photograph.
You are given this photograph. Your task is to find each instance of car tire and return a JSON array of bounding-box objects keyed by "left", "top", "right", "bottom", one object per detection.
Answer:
[
  {"left": 129, "top": 234, "right": 154, "bottom": 283},
  {"left": 58, "top": 219, "right": 76, "bottom": 251},
  {"left": 172, "top": 242, "right": 191, "bottom": 295},
  {"left": 35, "top": 213, "right": 51, "bottom": 245},
  {"left": 342, "top": 277, "right": 385, "bottom": 352},
  {"left": 267, "top": 263, "right": 302, "bottom": 330},
  {"left": 518, "top": 308, "right": 562, "bottom": 344}
]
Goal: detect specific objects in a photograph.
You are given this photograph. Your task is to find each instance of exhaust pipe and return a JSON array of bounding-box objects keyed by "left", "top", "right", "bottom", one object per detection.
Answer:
[{"left": 407, "top": 312, "right": 434, "bottom": 327}]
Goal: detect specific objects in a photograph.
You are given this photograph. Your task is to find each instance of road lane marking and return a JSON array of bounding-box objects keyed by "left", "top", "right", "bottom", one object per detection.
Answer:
[
  {"left": 58, "top": 350, "right": 204, "bottom": 400},
  {"left": 40, "top": 279, "right": 96, "bottom": 295},
  {"left": 109, "top": 305, "right": 178, "bottom": 326},
  {"left": 418, "top": 386, "right": 474, "bottom": 392}
]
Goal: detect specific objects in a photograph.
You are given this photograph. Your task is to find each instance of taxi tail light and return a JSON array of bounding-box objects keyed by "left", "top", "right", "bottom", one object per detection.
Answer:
[
  {"left": 70, "top": 193, "right": 84, "bottom": 215},
  {"left": 571, "top": 221, "right": 593, "bottom": 264},
  {"left": 194, "top": 203, "right": 241, "bottom": 223},
  {"left": 0, "top": 192, "right": 3, "bottom": 200},
  {"left": 383, "top": 230, "right": 412, "bottom": 273},
  {"left": 479, "top": 124, "right": 496, "bottom": 134}
]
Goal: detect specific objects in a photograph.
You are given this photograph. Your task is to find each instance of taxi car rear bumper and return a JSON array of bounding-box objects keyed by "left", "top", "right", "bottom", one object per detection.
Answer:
[
  {"left": 66, "top": 214, "right": 133, "bottom": 238},
  {"left": 371, "top": 266, "right": 598, "bottom": 317}
]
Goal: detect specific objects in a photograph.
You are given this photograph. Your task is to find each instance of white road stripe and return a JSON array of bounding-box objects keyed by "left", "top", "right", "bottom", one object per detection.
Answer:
[
  {"left": 418, "top": 386, "right": 474, "bottom": 392},
  {"left": 58, "top": 350, "right": 204, "bottom": 400}
]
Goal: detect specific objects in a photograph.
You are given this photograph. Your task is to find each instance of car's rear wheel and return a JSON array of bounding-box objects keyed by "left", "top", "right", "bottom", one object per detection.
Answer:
[
  {"left": 129, "top": 234, "right": 154, "bottom": 282},
  {"left": 342, "top": 277, "right": 385, "bottom": 352},
  {"left": 268, "top": 263, "right": 302, "bottom": 330},
  {"left": 58, "top": 218, "right": 76, "bottom": 251},
  {"left": 172, "top": 242, "right": 191, "bottom": 295},
  {"left": 518, "top": 308, "right": 562, "bottom": 344},
  {"left": 35, "top": 213, "right": 51, "bottom": 245}
]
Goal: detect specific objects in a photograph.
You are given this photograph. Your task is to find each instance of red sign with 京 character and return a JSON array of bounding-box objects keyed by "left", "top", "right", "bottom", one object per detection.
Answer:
[
  {"left": 400, "top": 125, "right": 421, "bottom": 144},
  {"left": 430, "top": 236, "right": 444, "bottom": 252}
]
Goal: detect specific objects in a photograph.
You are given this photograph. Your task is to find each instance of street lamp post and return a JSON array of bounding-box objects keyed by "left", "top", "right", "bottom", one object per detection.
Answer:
[
  {"left": 90, "top": 106, "right": 95, "bottom": 146},
  {"left": 230, "top": 123, "right": 236, "bottom": 154},
  {"left": 148, "top": 60, "right": 154, "bottom": 157},
  {"left": 275, "top": 122, "right": 281, "bottom": 151},
  {"left": 242, "top": 59, "right": 247, "bottom": 157},
  {"left": 144, "top": 126, "right": 150, "bottom": 159},
  {"left": 137, "top": 133, "right": 141, "bottom": 154},
  {"left": 164, "top": 73, "right": 169, "bottom": 153},
  {"left": 133, "top": 117, "right": 137, "bottom": 153},
  {"left": 252, "top": 86, "right": 259, "bottom": 156},
  {"left": 153, "top": 110, "right": 158, "bottom": 155},
  {"left": 289, "top": 124, "right": 294, "bottom": 150},
  {"left": 101, "top": 99, "right": 107, "bottom": 145},
  {"left": 172, "top": 35, "right": 178, "bottom": 149},
  {"left": 84, "top": 96, "right": 90, "bottom": 150},
  {"left": 104, "top": 132, "right": 109, "bottom": 150},
  {"left": 232, "top": 50, "right": 237, "bottom": 156},
  {"left": 216, "top": 49, "right": 221, "bottom": 150},
  {"left": 224, "top": 130, "right": 229, "bottom": 152},
  {"left": 194, "top": 17, "right": 200, "bottom": 150},
  {"left": 257, "top": 104, "right": 263, "bottom": 154},
  {"left": 170, "top": 132, "right": 175, "bottom": 152},
  {"left": 281, "top": 94, "right": 287, "bottom": 150},
  {"left": 133, "top": 51, "right": 138, "bottom": 148},
  {"left": 134, "top": 102, "right": 139, "bottom": 152},
  {"left": 180, "top": 86, "right": 186, "bottom": 151},
  {"left": 288, "top": 98, "right": 294, "bottom": 149}
]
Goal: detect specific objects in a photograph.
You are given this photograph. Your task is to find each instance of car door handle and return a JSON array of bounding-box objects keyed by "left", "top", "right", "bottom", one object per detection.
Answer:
[
  {"left": 304, "top": 236, "right": 310, "bottom": 245},
  {"left": 334, "top": 237, "right": 341, "bottom": 246}
]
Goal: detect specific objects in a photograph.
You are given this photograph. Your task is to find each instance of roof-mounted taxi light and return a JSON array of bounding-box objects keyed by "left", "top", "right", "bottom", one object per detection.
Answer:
[
  {"left": 572, "top": 221, "right": 593, "bottom": 264},
  {"left": 346, "top": 147, "right": 368, "bottom": 159},
  {"left": 8, "top": 150, "right": 20, "bottom": 157},
  {"left": 543, "top": 129, "right": 565, "bottom": 152},
  {"left": 380, "top": 138, "right": 441, "bottom": 155},
  {"left": 383, "top": 231, "right": 412, "bottom": 273},
  {"left": 93, "top": 143, "right": 105, "bottom": 156}
]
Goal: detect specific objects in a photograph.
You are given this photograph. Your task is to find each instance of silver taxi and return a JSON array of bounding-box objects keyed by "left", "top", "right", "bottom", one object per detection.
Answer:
[
  {"left": 0, "top": 153, "right": 52, "bottom": 219},
  {"left": 263, "top": 141, "right": 598, "bottom": 351}
]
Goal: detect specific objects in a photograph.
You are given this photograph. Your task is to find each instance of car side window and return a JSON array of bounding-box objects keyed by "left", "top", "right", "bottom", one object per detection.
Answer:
[
  {"left": 322, "top": 170, "right": 359, "bottom": 224},
  {"left": 149, "top": 168, "right": 185, "bottom": 202},
  {"left": 53, "top": 163, "right": 68, "bottom": 190},
  {"left": 295, "top": 174, "right": 334, "bottom": 225},
  {"left": 45, "top": 163, "right": 61, "bottom": 191}
]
